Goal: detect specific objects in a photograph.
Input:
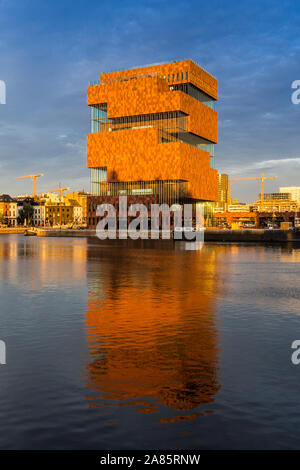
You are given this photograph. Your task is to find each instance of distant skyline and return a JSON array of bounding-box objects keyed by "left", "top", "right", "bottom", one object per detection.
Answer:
[{"left": 0, "top": 0, "right": 300, "bottom": 202}]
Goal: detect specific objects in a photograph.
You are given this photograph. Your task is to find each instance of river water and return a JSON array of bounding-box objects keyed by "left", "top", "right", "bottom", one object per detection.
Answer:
[{"left": 0, "top": 234, "right": 300, "bottom": 449}]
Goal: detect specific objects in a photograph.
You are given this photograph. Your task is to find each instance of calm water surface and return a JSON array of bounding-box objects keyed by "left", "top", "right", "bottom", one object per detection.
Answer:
[{"left": 0, "top": 234, "right": 300, "bottom": 449}]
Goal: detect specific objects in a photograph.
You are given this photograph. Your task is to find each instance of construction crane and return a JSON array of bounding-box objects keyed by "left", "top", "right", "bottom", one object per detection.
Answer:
[
  {"left": 16, "top": 174, "right": 44, "bottom": 198},
  {"left": 229, "top": 171, "right": 277, "bottom": 211},
  {"left": 49, "top": 187, "right": 70, "bottom": 199}
]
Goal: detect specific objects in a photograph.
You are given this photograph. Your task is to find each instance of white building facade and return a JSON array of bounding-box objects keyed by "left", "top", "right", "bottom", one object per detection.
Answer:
[{"left": 280, "top": 187, "right": 300, "bottom": 205}]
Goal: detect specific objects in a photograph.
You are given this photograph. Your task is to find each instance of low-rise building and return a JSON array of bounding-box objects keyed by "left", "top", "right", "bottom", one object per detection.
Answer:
[
  {"left": 214, "top": 211, "right": 258, "bottom": 228},
  {"left": 67, "top": 199, "right": 83, "bottom": 225},
  {"left": 16, "top": 199, "right": 43, "bottom": 226},
  {"left": 0, "top": 194, "right": 17, "bottom": 226},
  {"left": 8, "top": 201, "right": 18, "bottom": 226},
  {"left": 45, "top": 199, "right": 83, "bottom": 226},
  {"left": 262, "top": 192, "right": 292, "bottom": 201},
  {"left": 65, "top": 191, "right": 89, "bottom": 225},
  {"left": 39, "top": 192, "right": 60, "bottom": 204},
  {"left": 252, "top": 198, "right": 298, "bottom": 213},
  {"left": 280, "top": 187, "right": 300, "bottom": 205},
  {"left": 32, "top": 204, "right": 46, "bottom": 226},
  {"left": 228, "top": 203, "right": 251, "bottom": 212},
  {"left": 45, "top": 203, "right": 69, "bottom": 226}
]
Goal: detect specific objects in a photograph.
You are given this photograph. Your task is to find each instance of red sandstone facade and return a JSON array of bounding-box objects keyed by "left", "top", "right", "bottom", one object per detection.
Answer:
[{"left": 87, "top": 60, "right": 218, "bottom": 227}]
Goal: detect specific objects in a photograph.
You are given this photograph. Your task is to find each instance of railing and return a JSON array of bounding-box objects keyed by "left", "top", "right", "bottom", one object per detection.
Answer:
[
  {"left": 88, "top": 73, "right": 165, "bottom": 87},
  {"left": 100, "top": 71, "right": 165, "bottom": 85},
  {"left": 88, "top": 80, "right": 100, "bottom": 86}
]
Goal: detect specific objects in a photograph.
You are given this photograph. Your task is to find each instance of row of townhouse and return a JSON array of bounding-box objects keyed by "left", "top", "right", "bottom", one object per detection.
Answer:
[
  {"left": 0, "top": 195, "right": 18, "bottom": 226},
  {"left": 0, "top": 193, "right": 85, "bottom": 226}
]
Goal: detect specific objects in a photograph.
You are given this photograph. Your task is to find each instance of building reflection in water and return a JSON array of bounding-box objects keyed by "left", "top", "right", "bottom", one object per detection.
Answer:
[
  {"left": 0, "top": 236, "right": 88, "bottom": 290},
  {"left": 279, "top": 245, "right": 300, "bottom": 262},
  {"left": 85, "top": 241, "right": 222, "bottom": 422}
]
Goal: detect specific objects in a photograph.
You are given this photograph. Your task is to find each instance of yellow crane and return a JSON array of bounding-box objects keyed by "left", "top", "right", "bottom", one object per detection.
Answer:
[
  {"left": 16, "top": 174, "right": 44, "bottom": 197},
  {"left": 49, "top": 187, "right": 70, "bottom": 199},
  {"left": 229, "top": 171, "right": 277, "bottom": 211}
]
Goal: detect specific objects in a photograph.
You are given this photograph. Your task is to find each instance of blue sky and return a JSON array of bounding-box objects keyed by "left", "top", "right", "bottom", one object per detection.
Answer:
[{"left": 0, "top": 0, "right": 300, "bottom": 202}]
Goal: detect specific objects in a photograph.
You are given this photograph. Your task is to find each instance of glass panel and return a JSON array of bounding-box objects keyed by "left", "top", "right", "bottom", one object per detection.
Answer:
[
  {"left": 172, "top": 83, "right": 215, "bottom": 110},
  {"left": 90, "top": 167, "right": 107, "bottom": 195},
  {"left": 91, "top": 104, "right": 109, "bottom": 133}
]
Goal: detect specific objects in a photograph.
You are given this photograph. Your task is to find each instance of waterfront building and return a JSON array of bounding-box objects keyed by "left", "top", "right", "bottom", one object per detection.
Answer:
[
  {"left": 86, "top": 59, "right": 218, "bottom": 228},
  {"left": 260, "top": 192, "right": 292, "bottom": 201},
  {"left": 65, "top": 191, "right": 89, "bottom": 226},
  {"left": 214, "top": 211, "right": 258, "bottom": 228},
  {"left": 45, "top": 203, "right": 69, "bottom": 226},
  {"left": 8, "top": 201, "right": 18, "bottom": 226},
  {"left": 215, "top": 200, "right": 257, "bottom": 228},
  {"left": 16, "top": 199, "right": 43, "bottom": 226},
  {"left": 39, "top": 192, "right": 60, "bottom": 204},
  {"left": 32, "top": 204, "right": 45, "bottom": 226},
  {"left": 215, "top": 173, "right": 230, "bottom": 211},
  {"left": 68, "top": 199, "right": 83, "bottom": 225},
  {"left": 252, "top": 198, "right": 298, "bottom": 213},
  {"left": 228, "top": 203, "right": 251, "bottom": 212},
  {"left": 279, "top": 187, "right": 300, "bottom": 205},
  {"left": 45, "top": 199, "right": 82, "bottom": 226},
  {"left": 0, "top": 194, "right": 15, "bottom": 225}
]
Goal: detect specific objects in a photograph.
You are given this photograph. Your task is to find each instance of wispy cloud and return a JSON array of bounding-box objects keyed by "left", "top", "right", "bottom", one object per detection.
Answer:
[
  {"left": 228, "top": 158, "right": 300, "bottom": 175},
  {"left": 0, "top": 0, "right": 300, "bottom": 199}
]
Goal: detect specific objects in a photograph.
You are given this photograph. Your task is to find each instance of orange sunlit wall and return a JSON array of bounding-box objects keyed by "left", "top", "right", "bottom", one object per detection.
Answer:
[{"left": 87, "top": 60, "right": 218, "bottom": 202}]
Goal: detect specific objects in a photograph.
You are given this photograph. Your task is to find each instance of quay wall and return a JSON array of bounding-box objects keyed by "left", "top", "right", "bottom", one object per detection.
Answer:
[
  {"left": 33, "top": 228, "right": 300, "bottom": 242},
  {"left": 204, "top": 229, "right": 300, "bottom": 242},
  {"left": 0, "top": 228, "right": 25, "bottom": 235},
  {"left": 36, "top": 229, "right": 96, "bottom": 237}
]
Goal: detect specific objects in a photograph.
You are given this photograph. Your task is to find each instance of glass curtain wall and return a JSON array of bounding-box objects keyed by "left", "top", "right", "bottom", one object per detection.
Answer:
[
  {"left": 90, "top": 167, "right": 107, "bottom": 195},
  {"left": 91, "top": 104, "right": 108, "bottom": 133},
  {"left": 171, "top": 83, "right": 215, "bottom": 110},
  {"left": 90, "top": 179, "right": 189, "bottom": 205}
]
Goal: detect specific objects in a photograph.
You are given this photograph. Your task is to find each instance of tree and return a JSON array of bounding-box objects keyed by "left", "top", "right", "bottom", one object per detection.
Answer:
[{"left": 17, "top": 203, "right": 34, "bottom": 226}]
